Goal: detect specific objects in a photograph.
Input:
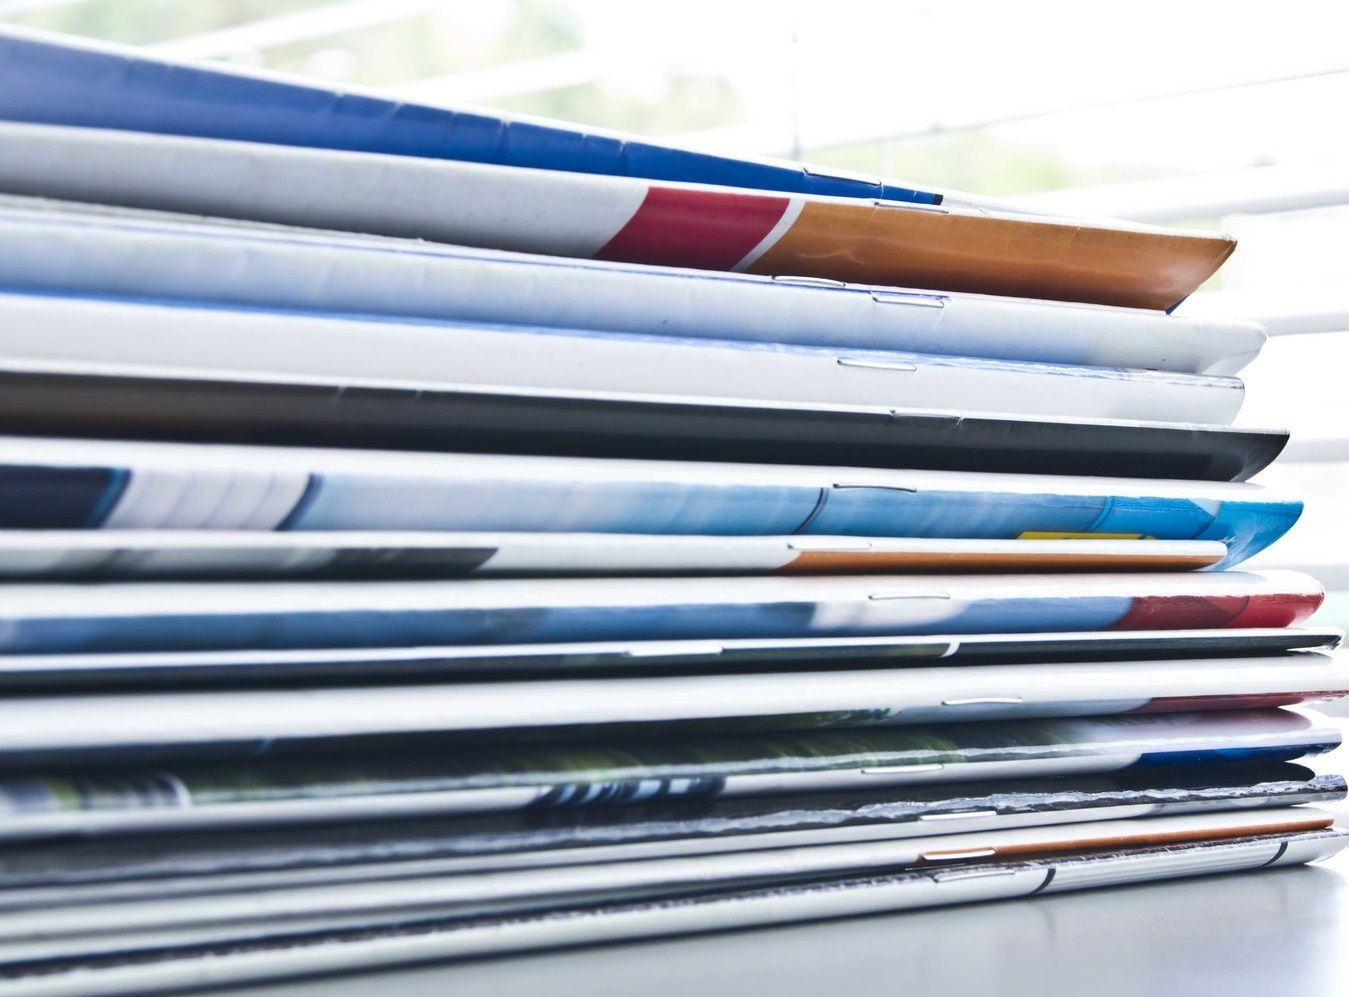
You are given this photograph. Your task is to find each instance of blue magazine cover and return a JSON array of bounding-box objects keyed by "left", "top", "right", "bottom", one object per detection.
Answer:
[
  {"left": 0, "top": 26, "right": 936, "bottom": 204},
  {"left": 0, "top": 437, "right": 1301, "bottom": 566}
]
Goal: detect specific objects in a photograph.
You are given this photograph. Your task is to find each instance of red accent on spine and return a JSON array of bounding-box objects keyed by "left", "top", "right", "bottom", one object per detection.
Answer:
[
  {"left": 1224, "top": 591, "right": 1325, "bottom": 628},
  {"left": 1110, "top": 595, "right": 1250, "bottom": 631},
  {"left": 594, "top": 186, "right": 790, "bottom": 271},
  {"left": 1131, "top": 692, "right": 1342, "bottom": 713},
  {"left": 1110, "top": 591, "right": 1324, "bottom": 631}
]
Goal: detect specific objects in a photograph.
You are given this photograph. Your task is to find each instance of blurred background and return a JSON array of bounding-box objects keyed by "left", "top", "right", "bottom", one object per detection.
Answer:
[{"left": 7, "top": 0, "right": 1347, "bottom": 618}]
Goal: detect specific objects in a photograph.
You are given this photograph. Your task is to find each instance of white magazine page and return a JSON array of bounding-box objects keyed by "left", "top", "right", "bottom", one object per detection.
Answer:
[
  {"left": 0, "top": 291, "right": 1245, "bottom": 425},
  {"left": 0, "top": 654, "right": 1338, "bottom": 751},
  {"left": 0, "top": 530, "right": 1229, "bottom": 578},
  {"left": 0, "top": 809, "right": 1326, "bottom": 965},
  {"left": 0, "top": 199, "right": 1265, "bottom": 374},
  {"left": 3, "top": 831, "right": 1340, "bottom": 995}
]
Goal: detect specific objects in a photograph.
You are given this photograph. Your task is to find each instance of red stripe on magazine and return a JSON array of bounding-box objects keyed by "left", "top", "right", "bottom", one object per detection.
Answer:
[
  {"left": 1224, "top": 591, "right": 1325, "bottom": 628},
  {"left": 595, "top": 186, "right": 790, "bottom": 270},
  {"left": 1132, "top": 692, "right": 1339, "bottom": 713},
  {"left": 1111, "top": 592, "right": 1322, "bottom": 630}
]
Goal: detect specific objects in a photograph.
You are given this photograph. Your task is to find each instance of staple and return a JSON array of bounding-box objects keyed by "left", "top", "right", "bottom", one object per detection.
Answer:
[
  {"left": 622, "top": 641, "right": 724, "bottom": 658},
  {"left": 920, "top": 847, "right": 999, "bottom": 862},
  {"left": 835, "top": 357, "right": 920, "bottom": 372},
  {"left": 931, "top": 866, "right": 1026, "bottom": 883},
  {"left": 942, "top": 696, "right": 1025, "bottom": 706},
  {"left": 785, "top": 539, "right": 874, "bottom": 552},
  {"left": 918, "top": 809, "right": 1002, "bottom": 821},
  {"left": 860, "top": 763, "right": 945, "bottom": 776},
  {"left": 770, "top": 274, "right": 848, "bottom": 288},
  {"left": 800, "top": 165, "right": 883, "bottom": 190},
  {"left": 868, "top": 592, "right": 952, "bottom": 601},
  {"left": 869, "top": 289, "right": 947, "bottom": 307},
  {"left": 831, "top": 483, "right": 919, "bottom": 493},
  {"left": 871, "top": 198, "right": 950, "bottom": 215}
]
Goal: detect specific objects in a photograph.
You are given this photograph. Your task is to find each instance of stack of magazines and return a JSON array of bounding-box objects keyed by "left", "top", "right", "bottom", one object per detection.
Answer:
[{"left": 0, "top": 26, "right": 1342, "bottom": 994}]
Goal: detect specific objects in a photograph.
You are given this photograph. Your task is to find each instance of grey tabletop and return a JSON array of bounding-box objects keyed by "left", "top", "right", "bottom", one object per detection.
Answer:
[{"left": 218, "top": 857, "right": 1348, "bottom": 997}]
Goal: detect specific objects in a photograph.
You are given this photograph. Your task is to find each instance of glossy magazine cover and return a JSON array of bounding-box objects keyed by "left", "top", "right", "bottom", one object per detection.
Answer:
[
  {"left": 0, "top": 364, "right": 1283, "bottom": 480},
  {"left": 0, "top": 26, "right": 942, "bottom": 205},
  {"left": 0, "top": 437, "right": 1301, "bottom": 567},
  {"left": 0, "top": 571, "right": 1320, "bottom": 655},
  {"left": 0, "top": 120, "right": 1234, "bottom": 310},
  {"left": 0, "top": 811, "right": 1328, "bottom": 967},
  {"left": 0, "top": 531, "right": 1229, "bottom": 580},
  {"left": 9, "top": 831, "right": 1342, "bottom": 994},
  {"left": 0, "top": 709, "right": 1334, "bottom": 807},
  {"left": 0, "top": 628, "right": 1334, "bottom": 688},
  {"left": 0, "top": 289, "right": 1249, "bottom": 425},
  {"left": 1, "top": 829, "right": 1342, "bottom": 990},
  {"left": 0, "top": 655, "right": 1340, "bottom": 759},
  {"left": 0, "top": 761, "right": 1337, "bottom": 861},
  {"left": 0, "top": 571, "right": 1319, "bottom": 655},
  {"left": 0, "top": 196, "right": 1266, "bottom": 374}
]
